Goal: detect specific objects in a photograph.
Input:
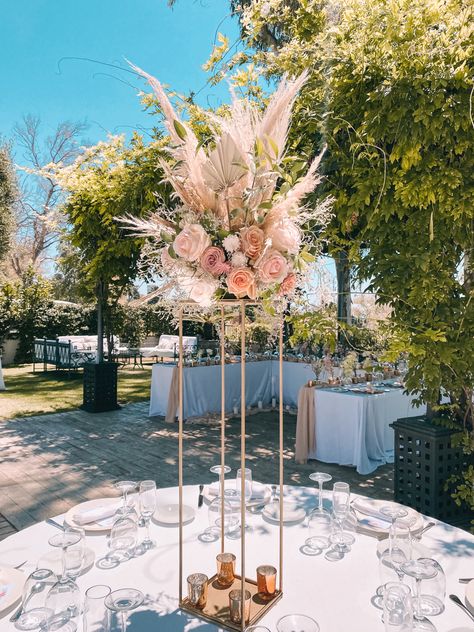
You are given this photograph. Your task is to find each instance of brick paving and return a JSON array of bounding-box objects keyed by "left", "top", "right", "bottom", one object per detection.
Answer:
[{"left": 0, "top": 401, "right": 394, "bottom": 537}]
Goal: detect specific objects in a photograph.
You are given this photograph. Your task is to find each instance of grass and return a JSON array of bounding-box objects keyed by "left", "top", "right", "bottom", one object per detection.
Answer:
[{"left": 0, "top": 363, "right": 152, "bottom": 420}]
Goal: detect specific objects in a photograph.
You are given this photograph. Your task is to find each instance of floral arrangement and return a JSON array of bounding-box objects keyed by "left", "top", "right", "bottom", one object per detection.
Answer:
[
  {"left": 122, "top": 64, "right": 330, "bottom": 309},
  {"left": 341, "top": 351, "right": 358, "bottom": 378}
]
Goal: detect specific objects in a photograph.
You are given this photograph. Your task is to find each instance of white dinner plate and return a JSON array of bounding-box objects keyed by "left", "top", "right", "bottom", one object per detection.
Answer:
[
  {"left": 262, "top": 501, "right": 306, "bottom": 524},
  {"left": 203, "top": 481, "right": 272, "bottom": 509},
  {"left": 351, "top": 498, "right": 424, "bottom": 537},
  {"left": 154, "top": 504, "right": 195, "bottom": 525},
  {"left": 0, "top": 565, "right": 26, "bottom": 615},
  {"left": 64, "top": 498, "right": 120, "bottom": 532}
]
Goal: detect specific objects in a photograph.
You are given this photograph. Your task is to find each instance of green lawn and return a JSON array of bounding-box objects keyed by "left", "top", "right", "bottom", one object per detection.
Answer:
[{"left": 0, "top": 363, "right": 152, "bottom": 420}]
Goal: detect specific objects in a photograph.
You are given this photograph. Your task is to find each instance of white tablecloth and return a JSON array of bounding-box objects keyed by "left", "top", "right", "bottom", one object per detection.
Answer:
[
  {"left": 0, "top": 356, "right": 5, "bottom": 391},
  {"left": 1, "top": 485, "right": 472, "bottom": 632},
  {"left": 311, "top": 388, "right": 423, "bottom": 475}
]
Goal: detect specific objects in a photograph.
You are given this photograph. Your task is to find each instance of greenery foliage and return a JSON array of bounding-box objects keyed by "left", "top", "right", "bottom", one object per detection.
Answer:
[{"left": 0, "top": 144, "right": 17, "bottom": 265}]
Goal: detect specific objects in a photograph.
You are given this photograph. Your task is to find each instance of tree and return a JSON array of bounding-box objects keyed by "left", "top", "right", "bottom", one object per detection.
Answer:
[
  {"left": 0, "top": 143, "right": 17, "bottom": 269},
  {"left": 10, "top": 116, "right": 87, "bottom": 277},
  {"left": 47, "top": 133, "right": 173, "bottom": 361}
]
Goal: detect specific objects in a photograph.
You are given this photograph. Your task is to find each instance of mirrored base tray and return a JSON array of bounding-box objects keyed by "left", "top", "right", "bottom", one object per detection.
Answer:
[{"left": 180, "top": 573, "right": 282, "bottom": 631}]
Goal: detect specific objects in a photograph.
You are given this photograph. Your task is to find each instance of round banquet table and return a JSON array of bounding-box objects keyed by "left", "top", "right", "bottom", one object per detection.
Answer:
[{"left": 1, "top": 485, "right": 473, "bottom": 632}]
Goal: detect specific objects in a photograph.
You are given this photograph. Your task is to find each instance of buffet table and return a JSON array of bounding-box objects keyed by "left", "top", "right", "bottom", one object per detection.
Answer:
[
  {"left": 310, "top": 387, "right": 422, "bottom": 475},
  {"left": 0, "top": 485, "right": 472, "bottom": 631}
]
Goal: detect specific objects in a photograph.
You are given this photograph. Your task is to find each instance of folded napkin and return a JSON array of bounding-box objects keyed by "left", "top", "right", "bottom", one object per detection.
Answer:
[
  {"left": 208, "top": 480, "right": 267, "bottom": 500},
  {"left": 352, "top": 498, "right": 419, "bottom": 533},
  {"left": 72, "top": 501, "right": 120, "bottom": 526}
]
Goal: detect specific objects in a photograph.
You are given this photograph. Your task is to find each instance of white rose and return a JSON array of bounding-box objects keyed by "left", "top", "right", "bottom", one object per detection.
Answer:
[
  {"left": 265, "top": 218, "right": 301, "bottom": 255},
  {"left": 173, "top": 224, "right": 211, "bottom": 262},
  {"left": 189, "top": 277, "right": 218, "bottom": 307}
]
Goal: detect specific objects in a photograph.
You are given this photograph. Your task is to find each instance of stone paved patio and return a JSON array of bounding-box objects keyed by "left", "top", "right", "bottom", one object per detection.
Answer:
[{"left": 0, "top": 402, "right": 394, "bottom": 537}]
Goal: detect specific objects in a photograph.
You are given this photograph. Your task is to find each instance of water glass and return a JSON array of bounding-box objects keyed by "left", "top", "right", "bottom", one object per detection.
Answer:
[
  {"left": 83, "top": 584, "right": 111, "bottom": 632},
  {"left": 45, "top": 576, "right": 81, "bottom": 627},
  {"left": 383, "top": 582, "right": 412, "bottom": 631},
  {"left": 236, "top": 468, "right": 253, "bottom": 502},
  {"left": 15, "top": 568, "right": 56, "bottom": 631},
  {"left": 414, "top": 558, "right": 445, "bottom": 616}
]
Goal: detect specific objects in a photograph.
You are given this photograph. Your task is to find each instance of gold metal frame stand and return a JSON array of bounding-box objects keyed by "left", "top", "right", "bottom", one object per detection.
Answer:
[{"left": 177, "top": 300, "right": 284, "bottom": 631}]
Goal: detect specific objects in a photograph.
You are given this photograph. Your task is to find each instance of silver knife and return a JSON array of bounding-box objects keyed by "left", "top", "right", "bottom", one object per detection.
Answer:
[
  {"left": 459, "top": 578, "right": 474, "bottom": 584},
  {"left": 449, "top": 594, "right": 474, "bottom": 623},
  {"left": 198, "top": 484, "right": 204, "bottom": 508}
]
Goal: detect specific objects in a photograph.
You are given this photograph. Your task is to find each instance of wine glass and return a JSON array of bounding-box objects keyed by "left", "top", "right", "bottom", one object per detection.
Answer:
[
  {"left": 48, "top": 532, "right": 82, "bottom": 580},
  {"left": 377, "top": 520, "right": 411, "bottom": 596},
  {"left": 44, "top": 576, "right": 81, "bottom": 630},
  {"left": 277, "top": 614, "right": 320, "bottom": 632},
  {"left": 383, "top": 582, "right": 412, "bottom": 631},
  {"left": 416, "top": 558, "right": 445, "bottom": 616},
  {"left": 329, "top": 482, "right": 355, "bottom": 552},
  {"left": 114, "top": 481, "right": 137, "bottom": 517},
  {"left": 14, "top": 568, "right": 56, "bottom": 631},
  {"left": 105, "top": 588, "right": 144, "bottom": 632},
  {"left": 107, "top": 515, "right": 138, "bottom": 563},
  {"left": 210, "top": 464, "right": 237, "bottom": 499},
  {"left": 401, "top": 559, "right": 438, "bottom": 631},
  {"left": 309, "top": 472, "right": 332, "bottom": 512},
  {"left": 139, "top": 480, "right": 157, "bottom": 550},
  {"left": 63, "top": 527, "right": 85, "bottom": 579},
  {"left": 236, "top": 467, "right": 253, "bottom": 503}
]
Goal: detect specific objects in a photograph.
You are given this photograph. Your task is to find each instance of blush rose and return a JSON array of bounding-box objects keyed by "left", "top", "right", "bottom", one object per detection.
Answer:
[
  {"left": 257, "top": 249, "right": 289, "bottom": 284},
  {"left": 226, "top": 267, "right": 257, "bottom": 299},
  {"left": 173, "top": 224, "right": 211, "bottom": 262},
  {"left": 240, "top": 225, "right": 265, "bottom": 259}
]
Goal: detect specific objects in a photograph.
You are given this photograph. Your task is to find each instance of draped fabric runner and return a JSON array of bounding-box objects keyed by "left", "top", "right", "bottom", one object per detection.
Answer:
[
  {"left": 165, "top": 366, "right": 180, "bottom": 423},
  {"left": 295, "top": 384, "right": 316, "bottom": 464}
]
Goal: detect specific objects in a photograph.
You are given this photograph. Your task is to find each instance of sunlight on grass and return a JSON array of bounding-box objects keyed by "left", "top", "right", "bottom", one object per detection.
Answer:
[{"left": 0, "top": 364, "right": 152, "bottom": 420}]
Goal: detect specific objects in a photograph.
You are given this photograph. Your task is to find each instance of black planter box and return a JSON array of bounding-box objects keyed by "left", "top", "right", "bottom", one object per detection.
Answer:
[
  {"left": 392, "top": 416, "right": 473, "bottom": 524},
  {"left": 81, "top": 362, "right": 121, "bottom": 413}
]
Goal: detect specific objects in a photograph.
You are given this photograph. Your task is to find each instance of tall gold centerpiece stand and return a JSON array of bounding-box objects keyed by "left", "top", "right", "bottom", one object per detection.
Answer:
[{"left": 178, "top": 299, "right": 284, "bottom": 631}]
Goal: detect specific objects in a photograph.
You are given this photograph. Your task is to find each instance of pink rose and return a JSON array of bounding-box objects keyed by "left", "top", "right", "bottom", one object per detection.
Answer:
[
  {"left": 226, "top": 267, "right": 257, "bottom": 300},
  {"left": 173, "top": 224, "right": 211, "bottom": 262},
  {"left": 240, "top": 225, "right": 265, "bottom": 259},
  {"left": 200, "top": 246, "right": 229, "bottom": 276},
  {"left": 266, "top": 218, "right": 301, "bottom": 254},
  {"left": 279, "top": 273, "right": 297, "bottom": 295},
  {"left": 257, "top": 249, "right": 289, "bottom": 284}
]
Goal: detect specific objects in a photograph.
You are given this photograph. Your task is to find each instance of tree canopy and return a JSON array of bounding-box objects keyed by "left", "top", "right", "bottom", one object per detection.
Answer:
[{"left": 0, "top": 144, "right": 17, "bottom": 267}]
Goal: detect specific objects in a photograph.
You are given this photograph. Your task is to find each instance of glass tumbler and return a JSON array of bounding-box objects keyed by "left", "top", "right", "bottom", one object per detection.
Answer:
[{"left": 83, "top": 584, "right": 111, "bottom": 632}]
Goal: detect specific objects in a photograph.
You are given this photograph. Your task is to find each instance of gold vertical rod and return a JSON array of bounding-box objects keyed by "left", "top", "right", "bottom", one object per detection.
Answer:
[
  {"left": 178, "top": 307, "right": 184, "bottom": 604},
  {"left": 220, "top": 305, "right": 225, "bottom": 553},
  {"left": 279, "top": 318, "right": 284, "bottom": 593},
  {"left": 240, "top": 301, "right": 246, "bottom": 631}
]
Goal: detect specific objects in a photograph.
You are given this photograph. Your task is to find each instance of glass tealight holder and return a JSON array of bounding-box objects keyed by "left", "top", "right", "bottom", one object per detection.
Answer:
[
  {"left": 256, "top": 565, "right": 277, "bottom": 601},
  {"left": 228, "top": 589, "right": 251, "bottom": 624},
  {"left": 216, "top": 552, "right": 236, "bottom": 588},
  {"left": 187, "top": 573, "right": 208, "bottom": 610}
]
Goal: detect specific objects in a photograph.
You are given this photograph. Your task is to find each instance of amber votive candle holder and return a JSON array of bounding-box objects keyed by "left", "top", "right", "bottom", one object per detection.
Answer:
[
  {"left": 187, "top": 573, "right": 208, "bottom": 609},
  {"left": 229, "top": 588, "right": 251, "bottom": 624},
  {"left": 256, "top": 565, "right": 277, "bottom": 600},
  {"left": 216, "top": 552, "right": 236, "bottom": 588}
]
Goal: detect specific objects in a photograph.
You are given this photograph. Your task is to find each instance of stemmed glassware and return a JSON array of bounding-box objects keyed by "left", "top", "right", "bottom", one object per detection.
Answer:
[
  {"left": 203, "top": 465, "right": 239, "bottom": 541},
  {"left": 382, "top": 582, "right": 413, "bottom": 631},
  {"left": 305, "top": 472, "right": 333, "bottom": 552},
  {"left": 329, "top": 482, "right": 355, "bottom": 553},
  {"left": 14, "top": 568, "right": 56, "bottom": 631},
  {"left": 106, "top": 514, "right": 138, "bottom": 563},
  {"left": 44, "top": 537, "right": 82, "bottom": 631},
  {"left": 309, "top": 472, "right": 332, "bottom": 512},
  {"left": 139, "top": 480, "right": 157, "bottom": 550},
  {"left": 277, "top": 614, "right": 320, "bottom": 632},
  {"left": 236, "top": 467, "right": 253, "bottom": 503},
  {"left": 114, "top": 481, "right": 137, "bottom": 518},
  {"left": 104, "top": 588, "right": 144, "bottom": 632},
  {"left": 377, "top": 520, "right": 411, "bottom": 595},
  {"left": 401, "top": 559, "right": 438, "bottom": 631}
]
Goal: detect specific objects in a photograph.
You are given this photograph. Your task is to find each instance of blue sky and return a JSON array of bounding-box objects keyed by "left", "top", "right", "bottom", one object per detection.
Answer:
[{"left": 0, "top": 0, "right": 239, "bottom": 145}]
